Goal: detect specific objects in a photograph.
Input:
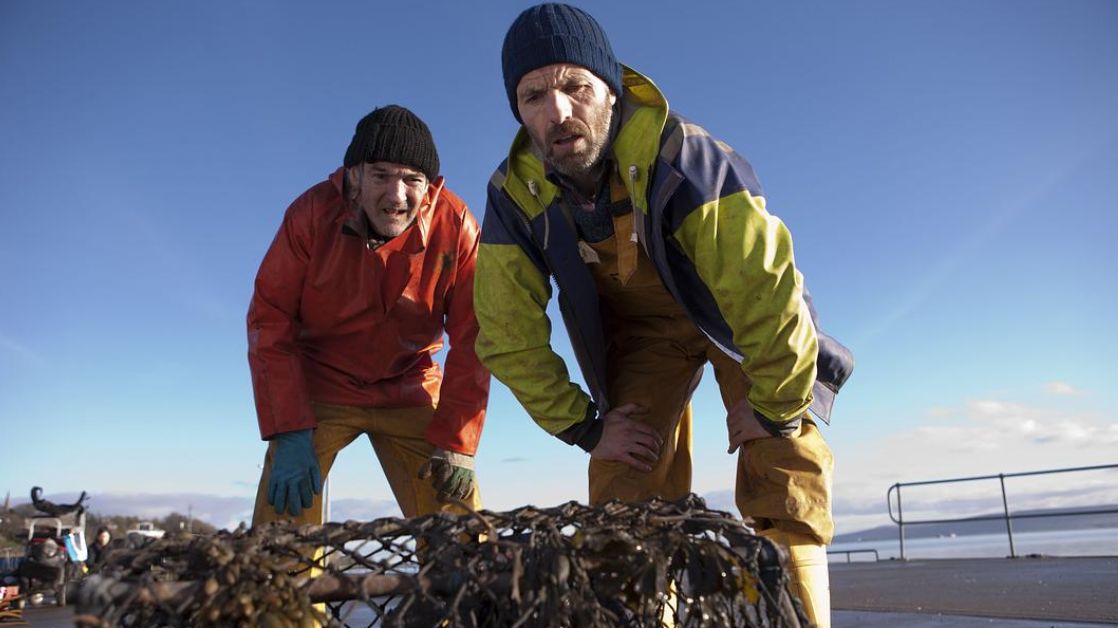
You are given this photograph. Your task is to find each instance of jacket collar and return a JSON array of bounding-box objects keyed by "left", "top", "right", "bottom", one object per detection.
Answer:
[
  {"left": 502, "top": 65, "right": 669, "bottom": 220},
  {"left": 331, "top": 166, "right": 443, "bottom": 253}
]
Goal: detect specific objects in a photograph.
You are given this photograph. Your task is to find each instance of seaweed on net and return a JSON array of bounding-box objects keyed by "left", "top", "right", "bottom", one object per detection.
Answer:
[{"left": 75, "top": 494, "right": 808, "bottom": 628}]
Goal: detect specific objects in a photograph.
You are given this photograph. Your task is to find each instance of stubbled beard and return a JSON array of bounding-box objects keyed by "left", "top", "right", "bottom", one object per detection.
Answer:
[
  {"left": 371, "top": 206, "right": 415, "bottom": 238},
  {"left": 537, "top": 106, "right": 613, "bottom": 179}
]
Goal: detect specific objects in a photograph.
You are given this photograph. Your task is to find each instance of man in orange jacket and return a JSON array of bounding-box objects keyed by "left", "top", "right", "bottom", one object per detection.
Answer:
[{"left": 247, "top": 105, "right": 490, "bottom": 525}]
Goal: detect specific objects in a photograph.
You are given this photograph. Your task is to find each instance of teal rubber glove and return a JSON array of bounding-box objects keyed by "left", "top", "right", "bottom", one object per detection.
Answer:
[
  {"left": 418, "top": 448, "right": 476, "bottom": 502},
  {"left": 267, "top": 429, "right": 322, "bottom": 517}
]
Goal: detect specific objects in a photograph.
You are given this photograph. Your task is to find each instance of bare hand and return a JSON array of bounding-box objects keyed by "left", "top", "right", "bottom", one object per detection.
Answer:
[
  {"left": 726, "top": 398, "right": 771, "bottom": 454},
  {"left": 590, "top": 403, "right": 662, "bottom": 472}
]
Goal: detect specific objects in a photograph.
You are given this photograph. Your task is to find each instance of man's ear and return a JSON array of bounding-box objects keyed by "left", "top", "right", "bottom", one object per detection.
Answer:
[
  {"left": 344, "top": 165, "right": 361, "bottom": 200},
  {"left": 424, "top": 176, "right": 445, "bottom": 207}
]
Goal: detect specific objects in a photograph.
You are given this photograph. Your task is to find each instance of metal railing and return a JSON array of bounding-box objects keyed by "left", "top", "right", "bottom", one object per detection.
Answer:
[
  {"left": 826, "top": 548, "right": 879, "bottom": 563},
  {"left": 887, "top": 463, "right": 1118, "bottom": 560}
]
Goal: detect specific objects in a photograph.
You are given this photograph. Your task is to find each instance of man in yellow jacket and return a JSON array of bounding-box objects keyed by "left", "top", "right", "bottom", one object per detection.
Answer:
[{"left": 474, "top": 4, "right": 854, "bottom": 625}]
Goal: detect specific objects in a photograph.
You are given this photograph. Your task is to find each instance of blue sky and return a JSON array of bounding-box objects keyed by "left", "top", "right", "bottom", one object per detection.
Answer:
[{"left": 2, "top": 1, "right": 1116, "bottom": 533}]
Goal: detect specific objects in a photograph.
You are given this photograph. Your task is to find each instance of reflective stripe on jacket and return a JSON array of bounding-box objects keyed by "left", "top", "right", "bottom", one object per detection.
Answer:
[
  {"left": 248, "top": 167, "right": 490, "bottom": 454},
  {"left": 475, "top": 66, "right": 853, "bottom": 440}
]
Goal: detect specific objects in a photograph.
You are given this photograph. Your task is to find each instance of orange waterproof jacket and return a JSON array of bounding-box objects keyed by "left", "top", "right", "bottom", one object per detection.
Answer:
[{"left": 247, "top": 167, "right": 490, "bottom": 455}]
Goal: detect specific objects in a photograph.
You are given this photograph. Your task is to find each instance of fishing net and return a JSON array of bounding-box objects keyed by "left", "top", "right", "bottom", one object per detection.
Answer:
[{"left": 75, "top": 494, "right": 808, "bottom": 627}]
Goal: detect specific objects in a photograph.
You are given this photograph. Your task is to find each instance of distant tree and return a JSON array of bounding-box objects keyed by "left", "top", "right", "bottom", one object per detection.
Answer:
[
  {"left": 0, "top": 515, "right": 24, "bottom": 551},
  {"left": 0, "top": 505, "right": 39, "bottom": 550},
  {"left": 159, "top": 512, "right": 217, "bottom": 536},
  {"left": 2, "top": 503, "right": 220, "bottom": 552}
]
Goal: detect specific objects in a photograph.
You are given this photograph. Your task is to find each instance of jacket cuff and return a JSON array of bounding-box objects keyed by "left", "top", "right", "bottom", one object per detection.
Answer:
[
  {"left": 555, "top": 402, "right": 604, "bottom": 452},
  {"left": 755, "top": 409, "right": 801, "bottom": 438}
]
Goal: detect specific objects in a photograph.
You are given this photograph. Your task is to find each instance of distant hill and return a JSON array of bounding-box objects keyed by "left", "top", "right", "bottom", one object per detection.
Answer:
[{"left": 833, "top": 504, "right": 1118, "bottom": 543}]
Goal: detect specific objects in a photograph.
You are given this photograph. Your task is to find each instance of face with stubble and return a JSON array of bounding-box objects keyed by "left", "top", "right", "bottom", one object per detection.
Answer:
[
  {"left": 345, "top": 161, "right": 430, "bottom": 238},
  {"left": 515, "top": 63, "right": 616, "bottom": 182}
]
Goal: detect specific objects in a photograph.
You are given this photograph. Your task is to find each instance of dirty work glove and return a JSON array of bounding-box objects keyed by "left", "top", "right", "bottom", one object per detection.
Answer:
[
  {"left": 268, "top": 429, "right": 322, "bottom": 517},
  {"left": 418, "top": 448, "right": 476, "bottom": 502}
]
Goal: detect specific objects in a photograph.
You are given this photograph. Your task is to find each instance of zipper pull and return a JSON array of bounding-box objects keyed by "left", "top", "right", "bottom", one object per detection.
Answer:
[{"left": 628, "top": 165, "right": 640, "bottom": 242}]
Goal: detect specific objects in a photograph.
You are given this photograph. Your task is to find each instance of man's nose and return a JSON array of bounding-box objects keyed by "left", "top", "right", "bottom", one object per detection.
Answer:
[
  {"left": 542, "top": 91, "right": 573, "bottom": 124},
  {"left": 386, "top": 178, "right": 408, "bottom": 203}
]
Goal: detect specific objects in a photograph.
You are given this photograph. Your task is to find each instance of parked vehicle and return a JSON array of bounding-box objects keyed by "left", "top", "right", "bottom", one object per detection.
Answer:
[{"left": 125, "top": 521, "right": 165, "bottom": 540}]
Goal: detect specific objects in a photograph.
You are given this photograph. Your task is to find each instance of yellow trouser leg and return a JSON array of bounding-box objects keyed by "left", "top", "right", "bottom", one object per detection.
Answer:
[
  {"left": 251, "top": 404, "right": 483, "bottom": 625},
  {"left": 759, "top": 529, "right": 830, "bottom": 628},
  {"left": 367, "top": 405, "right": 482, "bottom": 517},
  {"left": 710, "top": 350, "right": 834, "bottom": 627},
  {"left": 731, "top": 417, "right": 834, "bottom": 543},
  {"left": 252, "top": 404, "right": 366, "bottom": 527},
  {"left": 252, "top": 406, "right": 370, "bottom": 627},
  {"left": 588, "top": 332, "right": 701, "bottom": 504},
  {"left": 252, "top": 403, "right": 482, "bottom": 524},
  {"left": 733, "top": 420, "right": 833, "bottom": 628}
]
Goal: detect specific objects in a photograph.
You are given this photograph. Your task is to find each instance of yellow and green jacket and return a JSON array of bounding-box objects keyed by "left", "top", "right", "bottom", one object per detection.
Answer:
[{"left": 475, "top": 66, "right": 853, "bottom": 448}]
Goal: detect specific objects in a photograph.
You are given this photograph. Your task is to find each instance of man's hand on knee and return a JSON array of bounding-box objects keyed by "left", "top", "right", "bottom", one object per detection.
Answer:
[
  {"left": 726, "top": 398, "right": 774, "bottom": 454},
  {"left": 267, "top": 428, "right": 323, "bottom": 517},
  {"left": 590, "top": 403, "right": 662, "bottom": 472},
  {"left": 419, "top": 448, "right": 476, "bottom": 502}
]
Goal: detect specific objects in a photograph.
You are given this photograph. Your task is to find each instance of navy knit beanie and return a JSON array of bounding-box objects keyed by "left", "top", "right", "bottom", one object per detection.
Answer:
[
  {"left": 501, "top": 3, "right": 622, "bottom": 123},
  {"left": 343, "top": 105, "right": 440, "bottom": 180}
]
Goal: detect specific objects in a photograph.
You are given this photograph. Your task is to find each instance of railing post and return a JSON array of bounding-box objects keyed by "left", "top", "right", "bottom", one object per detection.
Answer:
[
  {"left": 999, "top": 473, "right": 1016, "bottom": 558},
  {"left": 895, "top": 483, "right": 906, "bottom": 560}
]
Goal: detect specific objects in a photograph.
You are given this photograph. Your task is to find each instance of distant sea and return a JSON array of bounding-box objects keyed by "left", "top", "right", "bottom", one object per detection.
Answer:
[{"left": 828, "top": 526, "right": 1118, "bottom": 560}]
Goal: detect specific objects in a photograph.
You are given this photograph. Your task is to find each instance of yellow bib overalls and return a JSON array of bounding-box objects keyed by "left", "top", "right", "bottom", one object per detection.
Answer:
[{"left": 580, "top": 174, "right": 833, "bottom": 626}]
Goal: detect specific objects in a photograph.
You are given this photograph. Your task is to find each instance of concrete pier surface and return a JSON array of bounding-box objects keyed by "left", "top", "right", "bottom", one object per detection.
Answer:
[{"left": 832, "top": 555, "right": 1118, "bottom": 625}]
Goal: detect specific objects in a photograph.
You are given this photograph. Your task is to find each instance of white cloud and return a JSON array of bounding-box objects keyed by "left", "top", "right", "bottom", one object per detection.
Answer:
[
  {"left": 970, "top": 399, "right": 1014, "bottom": 416},
  {"left": 830, "top": 395, "right": 1118, "bottom": 535},
  {"left": 0, "top": 332, "right": 46, "bottom": 366},
  {"left": 1044, "top": 381, "right": 1084, "bottom": 396},
  {"left": 328, "top": 498, "right": 400, "bottom": 522}
]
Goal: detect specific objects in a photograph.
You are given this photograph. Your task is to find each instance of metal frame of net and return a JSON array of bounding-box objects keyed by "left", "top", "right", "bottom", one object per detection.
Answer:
[{"left": 75, "top": 495, "right": 808, "bottom": 627}]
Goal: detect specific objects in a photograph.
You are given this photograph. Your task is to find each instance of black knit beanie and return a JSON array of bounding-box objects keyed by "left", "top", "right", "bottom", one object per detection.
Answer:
[
  {"left": 501, "top": 3, "right": 622, "bottom": 123},
  {"left": 343, "top": 105, "right": 440, "bottom": 179}
]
